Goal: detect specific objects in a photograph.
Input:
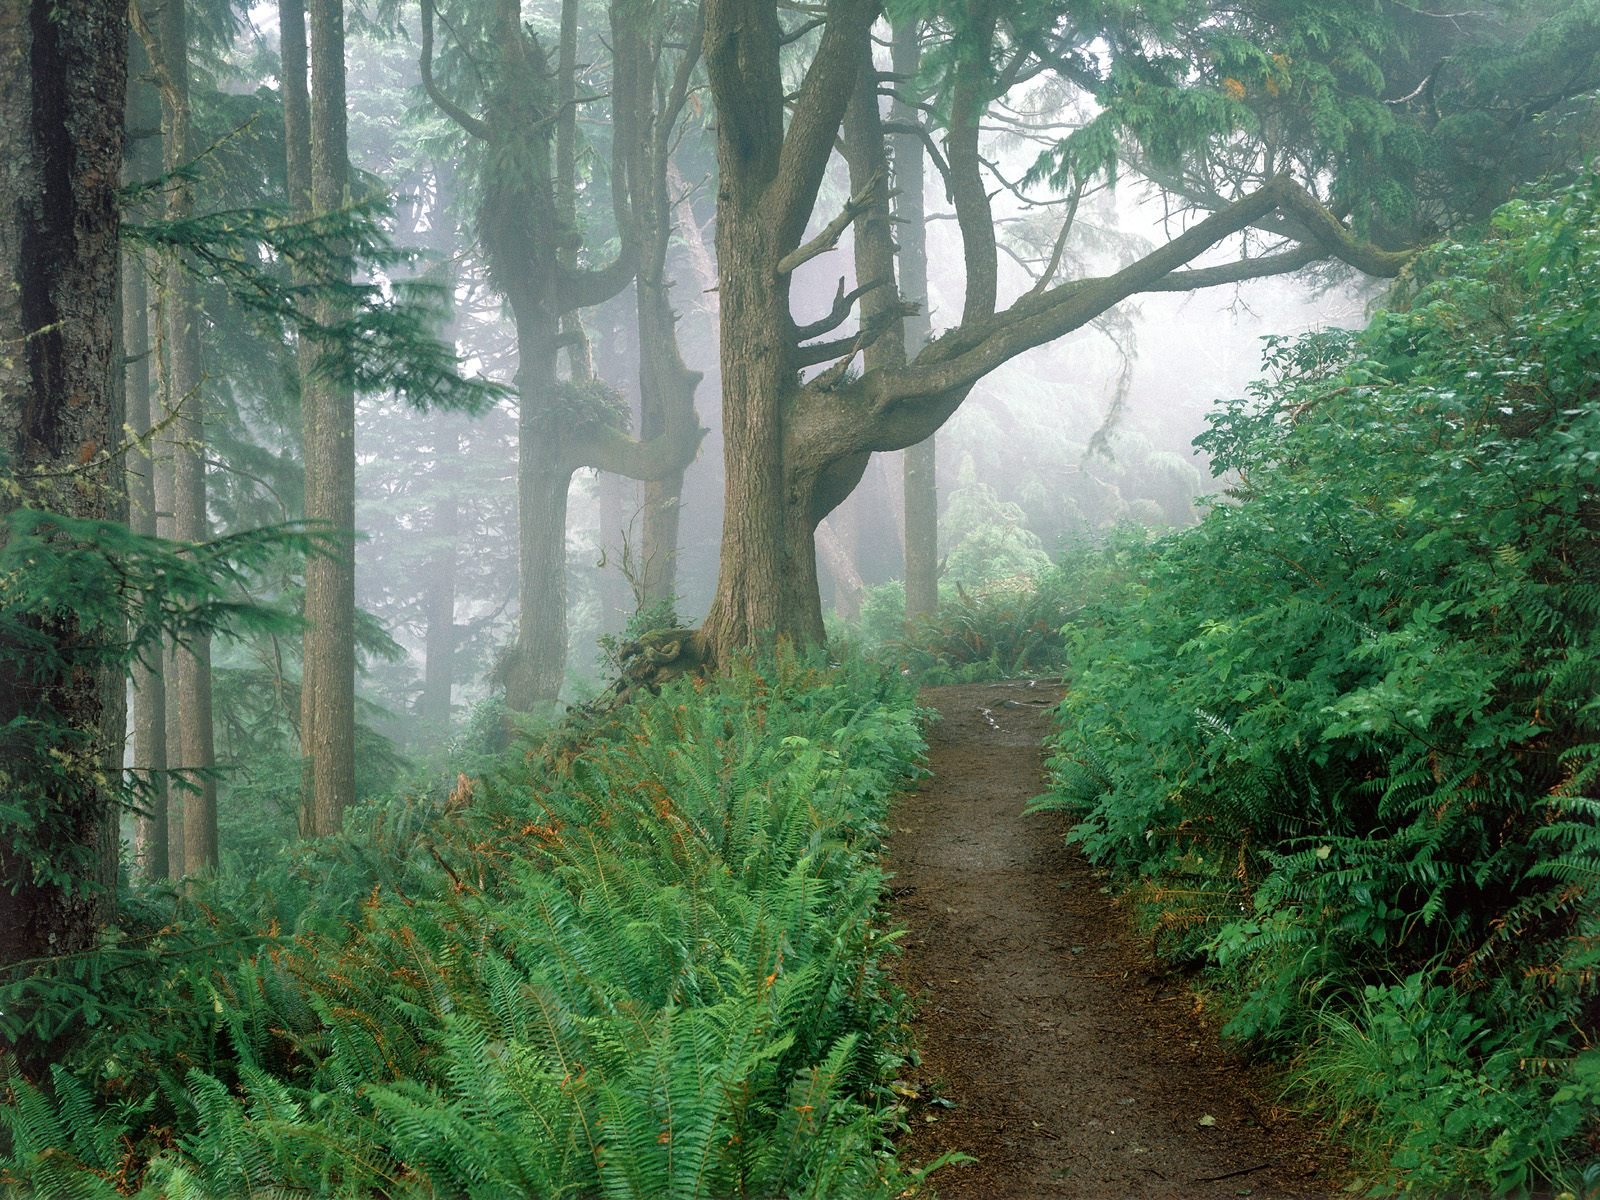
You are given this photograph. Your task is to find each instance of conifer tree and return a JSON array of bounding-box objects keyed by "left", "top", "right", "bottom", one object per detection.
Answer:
[
  {"left": 299, "top": 0, "right": 358, "bottom": 836},
  {"left": 0, "top": 0, "right": 128, "bottom": 966}
]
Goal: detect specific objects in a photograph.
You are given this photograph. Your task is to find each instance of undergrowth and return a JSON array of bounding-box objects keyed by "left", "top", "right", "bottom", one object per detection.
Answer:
[
  {"left": 1, "top": 650, "right": 934, "bottom": 1198},
  {"left": 846, "top": 572, "right": 1087, "bottom": 684},
  {"left": 1034, "top": 175, "right": 1600, "bottom": 1195}
]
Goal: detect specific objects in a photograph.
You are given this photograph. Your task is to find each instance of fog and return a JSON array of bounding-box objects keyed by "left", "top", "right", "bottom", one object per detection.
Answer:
[{"left": 334, "top": 17, "right": 1379, "bottom": 725}]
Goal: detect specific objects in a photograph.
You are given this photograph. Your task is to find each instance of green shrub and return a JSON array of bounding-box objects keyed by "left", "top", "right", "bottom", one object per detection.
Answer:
[
  {"left": 1037, "top": 174, "right": 1600, "bottom": 1194},
  {"left": 2, "top": 651, "right": 929, "bottom": 1198}
]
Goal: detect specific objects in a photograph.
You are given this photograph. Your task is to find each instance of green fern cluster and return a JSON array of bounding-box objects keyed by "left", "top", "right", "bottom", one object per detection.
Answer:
[
  {"left": 1043, "top": 174, "right": 1600, "bottom": 1195},
  {"left": 1, "top": 651, "right": 927, "bottom": 1198}
]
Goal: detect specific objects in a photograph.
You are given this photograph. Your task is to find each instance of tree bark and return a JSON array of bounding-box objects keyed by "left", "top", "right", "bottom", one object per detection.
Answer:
[
  {"left": 503, "top": 313, "right": 573, "bottom": 711},
  {"left": 0, "top": 0, "right": 127, "bottom": 968},
  {"left": 125, "top": 21, "right": 167, "bottom": 881},
  {"left": 153, "top": 0, "right": 218, "bottom": 872},
  {"left": 615, "top": 2, "right": 704, "bottom": 611},
  {"left": 300, "top": 0, "right": 356, "bottom": 835},
  {"left": 892, "top": 19, "right": 937, "bottom": 622},
  {"left": 698, "top": 0, "right": 873, "bottom": 658}
]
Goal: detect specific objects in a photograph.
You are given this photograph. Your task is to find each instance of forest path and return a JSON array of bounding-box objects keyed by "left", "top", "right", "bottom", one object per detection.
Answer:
[{"left": 888, "top": 681, "right": 1343, "bottom": 1199}]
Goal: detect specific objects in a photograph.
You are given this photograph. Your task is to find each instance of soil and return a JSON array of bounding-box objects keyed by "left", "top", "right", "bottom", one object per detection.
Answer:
[{"left": 888, "top": 680, "right": 1346, "bottom": 1199}]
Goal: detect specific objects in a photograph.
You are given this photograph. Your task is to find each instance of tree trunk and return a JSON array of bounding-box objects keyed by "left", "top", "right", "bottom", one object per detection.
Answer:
[
  {"left": 504, "top": 323, "right": 574, "bottom": 711},
  {"left": 300, "top": 0, "right": 356, "bottom": 836},
  {"left": 417, "top": 484, "right": 459, "bottom": 734},
  {"left": 699, "top": 205, "right": 821, "bottom": 651},
  {"left": 155, "top": 0, "right": 218, "bottom": 872},
  {"left": 636, "top": 272, "right": 697, "bottom": 608},
  {"left": 698, "top": 0, "right": 870, "bottom": 660},
  {"left": 0, "top": 0, "right": 127, "bottom": 968},
  {"left": 892, "top": 19, "right": 938, "bottom": 622},
  {"left": 125, "top": 23, "right": 167, "bottom": 881}
]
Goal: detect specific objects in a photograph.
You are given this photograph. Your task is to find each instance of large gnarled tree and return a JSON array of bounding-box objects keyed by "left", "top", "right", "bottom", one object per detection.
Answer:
[{"left": 697, "top": 0, "right": 1598, "bottom": 661}]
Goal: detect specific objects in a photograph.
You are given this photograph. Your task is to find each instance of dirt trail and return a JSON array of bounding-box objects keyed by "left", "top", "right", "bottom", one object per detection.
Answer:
[{"left": 889, "top": 681, "right": 1343, "bottom": 1199}]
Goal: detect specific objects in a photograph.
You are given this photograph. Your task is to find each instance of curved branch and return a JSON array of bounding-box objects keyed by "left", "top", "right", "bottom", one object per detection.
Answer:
[
  {"left": 557, "top": 245, "right": 638, "bottom": 311},
  {"left": 864, "top": 177, "right": 1414, "bottom": 415},
  {"left": 794, "top": 274, "right": 890, "bottom": 340},
  {"left": 419, "top": 0, "right": 491, "bottom": 141},
  {"left": 568, "top": 419, "right": 706, "bottom": 480}
]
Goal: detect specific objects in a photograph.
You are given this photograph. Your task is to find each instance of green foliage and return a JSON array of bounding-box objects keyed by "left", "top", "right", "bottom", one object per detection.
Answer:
[
  {"left": 0, "top": 511, "right": 322, "bottom": 923},
  {"left": 128, "top": 195, "right": 507, "bottom": 414},
  {"left": 940, "top": 472, "right": 1052, "bottom": 591},
  {"left": 1042, "top": 175, "right": 1600, "bottom": 1194},
  {"left": 1020, "top": 0, "right": 1600, "bottom": 245},
  {"left": 2, "top": 654, "right": 929, "bottom": 1198}
]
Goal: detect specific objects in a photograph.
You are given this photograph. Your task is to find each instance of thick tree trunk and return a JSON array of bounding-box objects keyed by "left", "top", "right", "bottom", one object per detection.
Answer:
[
  {"left": 699, "top": 209, "right": 822, "bottom": 652},
  {"left": 504, "top": 325, "right": 574, "bottom": 711},
  {"left": 300, "top": 0, "right": 356, "bottom": 835},
  {"left": 125, "top": 27, "right": 167, "bottom": 880},
  {"left": 0, "top": 0, "right": 126, "bottom": 968},
  {"left": 156, "top": 0, "right": 218, "bottom": 872},
  {"left": 699, "top": 0, "right": 870, "bottom": 661}
]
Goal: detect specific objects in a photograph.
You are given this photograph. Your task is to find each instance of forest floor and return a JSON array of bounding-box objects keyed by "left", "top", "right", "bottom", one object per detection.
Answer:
[{"left": 888, "top": 680, "right": 1347, "bottom": 1199}]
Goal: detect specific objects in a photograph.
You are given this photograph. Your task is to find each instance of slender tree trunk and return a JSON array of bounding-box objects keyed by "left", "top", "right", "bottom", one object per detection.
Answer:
[
  {"left": 636, "top": 270, "right": 696, "bottom": 608},
  {"left": 417, "top": 483, "right": 459, "bottom": 734},
  {"left": 125, "top": 23, "right": 167, "bottom": 880},
  {"left": 280, "top": 0, "right": 320, "bottom": 819},
  {"left": 0, "top": 0, "right": 127, "bottom": 968},
  {"left": 300, "top": 0, "right": 356, "bottom": 835},
  {"left": 155, "top": 0, "right": 218, "bottom": 872},
  {"left": 126, "top": 257, "right": 168, "bottom": 879},
  {"left": 817, "top": 517, "right": 865, "bottom": 621},
  {"left": 892, "top": 20, "right": 937, "bottom": 622}
]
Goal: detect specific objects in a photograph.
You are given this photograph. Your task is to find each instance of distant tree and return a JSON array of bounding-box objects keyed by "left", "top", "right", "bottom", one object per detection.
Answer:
[
  {"left": 137, "top": 0, "right": 222, "bottom": 873},
  {"left": 297, "top": 0, "right": 358, "bottom": 837},
  {"left": 695, "top": 0, "right": 1600, "bottom": 662},
  {"left": 0, "top": 0, "right": 127, "bottom": 966},
  {"left": 890, "top": 16, "right": 938, "bottom": 624},
  {"left": 419, "top": 0, "right": 704, "bottom": 712},
  {"left": 124, "top": 24, "right": 169, "bottom": 881}
]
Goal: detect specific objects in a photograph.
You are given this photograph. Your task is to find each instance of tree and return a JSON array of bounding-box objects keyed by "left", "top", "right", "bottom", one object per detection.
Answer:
[
  {"left": 419, "top": 0, "right": 703, "bottom": 711},
  {"left": 0, "top": 0, "right": 127, "bottom": 965},
  {"left": 890, "top": 16, "right": 937, "bottom": 624},
  {"left": 298, "top": 0, "right": 358, "bottom": 836},
  {"left": 695, "top": 0, "right": 1600, "bottom": 662},
  {"left": 124, "top": 24, "right": 169, "bottom": 880},
  {"left": 136, "top": 0, "right": 221, "bottom": 873}
]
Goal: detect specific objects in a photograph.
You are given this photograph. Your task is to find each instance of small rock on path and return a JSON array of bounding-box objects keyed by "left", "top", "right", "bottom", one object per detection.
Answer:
[{"left": 888, "top": 681, "right": 1344, "bottom": 1199}]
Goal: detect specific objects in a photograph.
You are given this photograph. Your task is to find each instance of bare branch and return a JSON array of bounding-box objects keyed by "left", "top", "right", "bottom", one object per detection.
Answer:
[
  {"left": 865, "top": 176, "right": 1414, "bottom": 415},
  {"left": 794, "top": 274, "right": 891, "bottom": 341},
  {"left": 776, "top": 169, "right": 886, "bottom": 275},
  {"left": 1140, "top": 243, "right": 1321, "bottom": 291}
]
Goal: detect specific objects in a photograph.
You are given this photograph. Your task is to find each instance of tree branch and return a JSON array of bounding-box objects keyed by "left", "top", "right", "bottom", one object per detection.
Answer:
[
  {"left": 419, "top": 0, "right": 491, "bottom": 141},
  {"left": 864, "top": 177, "right": 1412, "bottom": 414},
  {"left": 776, "top": 170, "right": 884, "bottom": 275},
  {"left": 794, "top": 274, "right": 891, "bottom": 340},
  {"left": 766, "top": 0, "right": 878, "bottom": 250}
]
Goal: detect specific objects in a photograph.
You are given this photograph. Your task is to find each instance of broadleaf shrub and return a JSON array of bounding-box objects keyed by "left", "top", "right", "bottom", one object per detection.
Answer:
[{"left": 1039, "top": 175, "right": 1600, "bottom": 1194}]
